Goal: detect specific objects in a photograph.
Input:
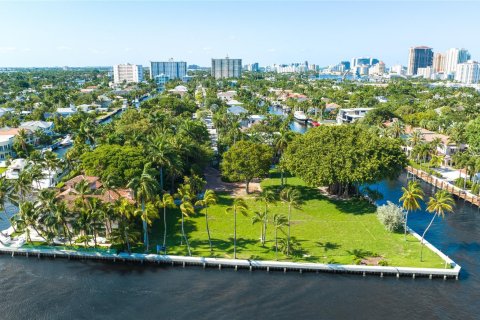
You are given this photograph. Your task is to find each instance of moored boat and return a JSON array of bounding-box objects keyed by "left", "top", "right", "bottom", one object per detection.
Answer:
[{"left": 294, "top": 110, "right": 308, "bottom": 123}]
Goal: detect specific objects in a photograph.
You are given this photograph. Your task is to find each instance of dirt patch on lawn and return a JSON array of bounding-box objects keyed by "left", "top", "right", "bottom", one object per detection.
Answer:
[
  {"left": 204, "top": 167, "right": 261, "bottom": 197},
  {"left": 361, "top": 257, "right": 384, "bottom": 266}
]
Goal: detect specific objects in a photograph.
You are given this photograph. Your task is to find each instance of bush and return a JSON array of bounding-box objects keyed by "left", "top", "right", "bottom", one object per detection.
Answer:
[
  {"left": 454, "top": 177, "right": 472, "bottom": 189},
  {"left": 378, "top": 259, "right": 389, "bottom": 266},
  {"left": 472, "top": 183, "right": 480, "bottom": 195},
  {"left": 377, "top": 201, "right": 405, "bottom": 232}
]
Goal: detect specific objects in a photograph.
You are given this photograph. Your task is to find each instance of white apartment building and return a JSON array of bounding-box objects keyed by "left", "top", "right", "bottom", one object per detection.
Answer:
[
  {"left": 455, "top": 61, "right": 480, "bottom": 84},
  {"left": 113, "top": 63, "right": 144, "bottom": 84},
  {"left": 417, "top": 66, "right": 434, "bottom": 79},
  {"left": 444, "top": 48, "right": 471, "bottom": 75}
]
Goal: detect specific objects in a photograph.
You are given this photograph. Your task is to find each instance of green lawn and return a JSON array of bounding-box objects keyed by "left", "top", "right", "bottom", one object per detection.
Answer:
[
  {"left": 0, "top": 167, "right": 6, "bottom": 174},
  {"left": 149, "top": 173, "right": 447, "bottom": 268}
]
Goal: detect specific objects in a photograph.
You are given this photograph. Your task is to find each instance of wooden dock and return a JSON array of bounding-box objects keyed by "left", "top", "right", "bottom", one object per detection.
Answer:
[{"left": 407, "top": 166, "right": 480, "bottom": 207}]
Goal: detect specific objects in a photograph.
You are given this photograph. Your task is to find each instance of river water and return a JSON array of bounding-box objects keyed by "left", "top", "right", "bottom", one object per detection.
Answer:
[{"left": 0, "top": 174, "right": 478, "bottom": 319}]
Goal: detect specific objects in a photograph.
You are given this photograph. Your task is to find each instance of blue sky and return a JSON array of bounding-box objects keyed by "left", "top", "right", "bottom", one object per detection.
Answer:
[{"left": 0, "top": 1, "right": 479, "bottom": 67}]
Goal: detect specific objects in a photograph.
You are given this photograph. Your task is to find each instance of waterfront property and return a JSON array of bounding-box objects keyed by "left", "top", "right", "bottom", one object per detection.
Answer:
[{"left": 150, "top": 174, "right": 447, "bottom": 268}]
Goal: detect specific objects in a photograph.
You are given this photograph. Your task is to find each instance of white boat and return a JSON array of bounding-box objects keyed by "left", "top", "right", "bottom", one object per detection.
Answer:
[
  {"left": 294, "top": 110, "right": 308, "bottom": 122},
  {"left": 59, "top": 134, "right": 73, "bottom": 147}
]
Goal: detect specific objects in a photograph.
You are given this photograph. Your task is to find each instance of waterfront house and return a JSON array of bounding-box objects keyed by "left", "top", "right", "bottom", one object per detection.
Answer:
[
  {"left": 0, "top": 127, "right": 34, "bottom": 160},
  {"left": 336, "top": 108, "right": 373, "bottom": 124},
  {"left": 20, "top": 121, "right": 54, "bottom": 136},
  {"left": 58, "top": 174, "right": 135, "bottom": 208},
  {"left": 227, "top": 105, "right": 248, "bottom": 115},
  {"left": 56, "top": 105, "right": 77, "bottom": 117}
]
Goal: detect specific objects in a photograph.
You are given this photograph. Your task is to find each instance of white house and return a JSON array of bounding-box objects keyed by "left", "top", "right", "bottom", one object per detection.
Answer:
[
  {"left": 336, "top": 108, "right": 373, "bottom": 124},
  {"left": 56, "top": 105, "right": 77, "bottom": 117},
  {"left": 20, "top": 121, "right": 54, "bottom": 136}
]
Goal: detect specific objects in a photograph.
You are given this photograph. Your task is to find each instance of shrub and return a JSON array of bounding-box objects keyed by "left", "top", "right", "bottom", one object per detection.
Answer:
[
  {"left": 376, "top": 201, "right": 405, "bottom": 232},
  {"left": 378, "top": 259, "right": 389, "bottom": 266},
  {"left": 454, "top": 177, "right": 472, "bottom": 189}
]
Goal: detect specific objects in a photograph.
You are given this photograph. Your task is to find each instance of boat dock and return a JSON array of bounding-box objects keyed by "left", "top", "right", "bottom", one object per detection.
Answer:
[
  {"left": 96, "top": 108, "right": 122, "bottom": 124},
  {"left": 407, "top": 166, "right": 480, "bottom": 207},
  {"left": 0, "top": 229, "right": 461, "bottom": 280}
]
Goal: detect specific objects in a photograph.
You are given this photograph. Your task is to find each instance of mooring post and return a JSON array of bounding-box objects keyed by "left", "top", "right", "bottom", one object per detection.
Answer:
[
  {"left": 203, "top": 263, "right": 206, "bottom": 269},
  {"left": 380, "top": 272, "right": 384, "bottom": 278},
  {"left": 412, "top": 274, "right": 415, "bottom": 279},
  {"left": 429, "top": 274, "right": 432, "bottom": 279},
  {"left": 299, "top": 269, "right": 303, "bottom": 274},
  {"left": 218, "top": 264, "right": 221, "bottom": 270},
  {"left": 284, "top": 268, "right": 287, "bottom": 273},
  {"left": 396, "top": 273, "right": 399, "bottom": 278},
  {"left": 363, "top": 272, "right": 366, "bottom": 277},
  {"left": 249, "top": 265, "right": 252, "bottom": 272},
  {"left": 235, "top": 265, "right": 238, "bottom": 271},
  {"left": 267, "top": 266, "right": 269, "bottom": 272}
]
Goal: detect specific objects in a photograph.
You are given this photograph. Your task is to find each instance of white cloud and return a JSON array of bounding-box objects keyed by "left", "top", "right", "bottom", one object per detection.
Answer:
[{"left": 0, "top": 46, "right": 17, "bottom": 53}]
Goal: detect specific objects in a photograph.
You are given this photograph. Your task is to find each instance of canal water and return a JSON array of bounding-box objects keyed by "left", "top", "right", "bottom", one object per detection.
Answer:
[
  {"left": 268, "top": 106, "right": 308, "bottom": 134},
  {"left": 0, "top": 174, "right": 478, "bottom": 319}
]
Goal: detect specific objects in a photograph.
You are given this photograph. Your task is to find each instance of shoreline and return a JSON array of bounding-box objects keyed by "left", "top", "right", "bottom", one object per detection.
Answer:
[{"left": 0, "top": 226, "right": 461, "bottom": 280}]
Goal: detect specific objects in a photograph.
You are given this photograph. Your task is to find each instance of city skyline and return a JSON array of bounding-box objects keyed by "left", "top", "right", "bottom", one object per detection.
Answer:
[{"left": 1, "top": 1, "right": 480, "bottom": 67}]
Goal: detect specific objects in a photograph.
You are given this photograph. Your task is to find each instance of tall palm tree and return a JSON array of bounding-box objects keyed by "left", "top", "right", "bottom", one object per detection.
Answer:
[
  {"left": 43, "top": 150, "right": 61, "bottom": 187},
  {"left": 113, "top": 198, "right": 137, "bottom": 253},
  {"left": 14, "top": 170, "right": 33, "bottom": 204},
  {"left": 148, "top": 135, "right": 172, "bottom": 191},
  {"left": 280, "top": 187, "right": 302, "bottom": 255},
  {"left": 255, "top": 189, "right": 277, "bottom": 245},
  {"left": 179, "top": 201, "right": 194, "bottom": 256},
  {"left": 127, "top": 162, "right": 158, "bottom": 252},
  {"left": 155, "top": 193, "right": 176, "bottom": 254},
  {"left": 421, "top": 190, "right": 454, "bottom": 261},
  {"left": 399, "top": 181, "right": 424, "bottom": 240},
  {"left": 195, "top": 189, "right": 217, "bottom": 254},
  {"left": 14, "top": 128, "right": 30, "bottom": 156},
  {"left": 225, "top": 198, "right": 249, "bottom": 259},
  {"left": 136, "top": 202, "right": 159, "bottom": 251},
  {"left": 272, "top": 213, "right": 288, "bottom": 260},
  {"left": 252, "top": 211, "right": 268, "bottom": 246}
]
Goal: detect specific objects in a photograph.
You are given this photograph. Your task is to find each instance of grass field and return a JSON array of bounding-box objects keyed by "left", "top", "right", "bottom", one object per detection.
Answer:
[{"left": 149, "top": 173, "right": 447, "bottom": 268}]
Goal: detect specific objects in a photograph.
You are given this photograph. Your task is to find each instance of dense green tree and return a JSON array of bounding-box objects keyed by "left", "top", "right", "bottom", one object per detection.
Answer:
[
  {"left": 221, "top": 141, "right": 273, "bottom": 193},
  {"left": 283, "top": 125, "right": 407, "bottom": 196}
]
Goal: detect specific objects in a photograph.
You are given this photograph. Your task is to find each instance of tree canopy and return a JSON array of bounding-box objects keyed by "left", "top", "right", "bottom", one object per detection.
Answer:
[
  {"left": 282, "top": 125, "right": 407, "bottom": 196},
  {"left": 220, "top": 140, "right": 273, "bottom": 193}
]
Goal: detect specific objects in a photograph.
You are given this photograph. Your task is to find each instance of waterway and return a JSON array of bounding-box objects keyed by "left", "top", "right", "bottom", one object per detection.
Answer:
[
  {"left": 0, "top": 174, "right": 478, "bottom": 319},
  {"left": 268, "top": 105, "right": 308, "bottom": 134}
]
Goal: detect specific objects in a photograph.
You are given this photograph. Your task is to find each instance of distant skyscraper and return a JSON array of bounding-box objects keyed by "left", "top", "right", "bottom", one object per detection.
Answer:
[
  {"left": 351, "top": 57, "right": 378, "bottom": 68},
  {"left": 444, "top": 48, "right": 471, "bottom": 75},
  {"left": 150, "top": 59, "right": 187, "bottom": 80},
  {"left": 246, "top": 63, "right": 259, "bottom": 72},
  {"left": 455, "top": 61, "right": 480, "bottom": 84},
  {"left": 407, "top": 46, "right": 433, "bottom": 75},
  {"left": 433, "top": 53, "right": 445, "bottom": 73},
  {"left": 113, "top": 63, "right": 143, "bottom": 84},
  {"left": 340, "top": 61, "right": 350, "bottom": 70},
  {"left": 211, "top": 57, "right": 242, "bottom": 79}
]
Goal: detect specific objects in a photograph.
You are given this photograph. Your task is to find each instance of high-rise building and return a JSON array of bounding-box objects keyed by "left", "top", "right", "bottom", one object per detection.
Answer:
[
  {"left": 390, "top": 64, "right": 405, "bottom": 75},
  {"left": 407, "top": 46, "right": 433, "bottom": 75},
  {"left": 455, "top": 61, "right": 480, "bottom": 84},
  {"left": 444, "top": 48, "right": 471, "bottom": 75},
  {"left": 150, "top": 59, "right": 187, "bottom": 80},
  {"left": 433, "top": 53, "right": 445, "bottom": 73},
  {"left": 351, "top": 57, "right": 378, "bottom": 68},
  {"left": 211, "top": 57, "right": 242, "bottom": 79},
  {"left": 245, "top": 63, "right": 260, "bottom": 72},
  {"left": 369, "top": 61, "right": 386, "bottom": 75},
  {"left": 417, "top": 66, "right": 434, "bottom": 79},
  {"left": 340, "top": 61, "right": 350, "bottom": 70},
  {"left": 113, "top": 64, "right": 143, "bottom": 84}
]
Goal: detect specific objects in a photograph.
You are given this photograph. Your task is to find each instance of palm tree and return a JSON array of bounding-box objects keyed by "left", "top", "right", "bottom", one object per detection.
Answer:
[
  {"left": 148, "top": 135, "right": 172, "bottom": 191},
  {"left": 389, "top": 120, "right": 405, "bottom": 139},
  {"left": 136, "top": 202, "right": 159, "bottom": 251},
  {"left": 127, "top": 162, "right": 158, "bottom": 252},
  {"left": 14, "top": 128, "right": 30, "bottom": 156},
  {"left": 421, "top": 190, "right": 454, "bottom": 261},
  {"left": 252, "top": 211, "right": 268, "bottom": 246},
  {"left": 14, "top": 170, "right": 33, "bottom": 204},
  {"left": 272, "top": 213, "right": 288, "bottom": 260},
  {"left": 179, "top": 201, "right": 194, "bottom": 256},
  {"left": 113, "top": 198, "right": 137, "bottom": 253},
  {"left": 74, "top": 179, "right": 92, "bottom": 208},
  {"left": 155, "top": 193, "right": 176, "bottom": 254},
  {"left": 194, "top": 189, "right": 217, "bottom": 254},
  {"left": 43, "top": 150, "right": 61, "bottom": 187},
  {"left": 280, "top": 187, "right": 302, "bottom": 255},
  {"left": 255, "top": 189, "right": 277, "bottom": 245},
  {"left": 225, "top": 198, "right": 249, "bottom": 259},
  {"left": 399, "top": 181, "right": 424, "bottom": 240}
]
